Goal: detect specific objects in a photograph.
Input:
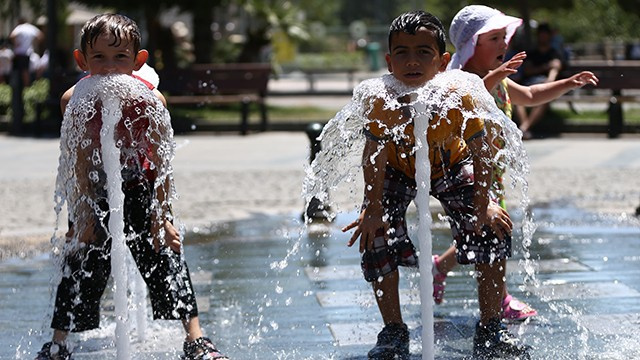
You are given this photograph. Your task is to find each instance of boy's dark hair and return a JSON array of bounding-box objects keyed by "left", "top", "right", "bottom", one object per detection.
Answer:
[
  {"left": 79, "top": 14, "right": 141, "bottom": 54},
  {"left": 388, "top": 10, "right": 447, "bottom": 55}
]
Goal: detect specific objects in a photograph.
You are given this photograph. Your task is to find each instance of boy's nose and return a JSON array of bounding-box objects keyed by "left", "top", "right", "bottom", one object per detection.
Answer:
[{"left": 406, "top": 54, "right": 420, "bottom": 66}]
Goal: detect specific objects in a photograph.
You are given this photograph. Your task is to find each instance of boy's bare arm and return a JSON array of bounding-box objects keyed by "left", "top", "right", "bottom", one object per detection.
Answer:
[
  {"left": 466, "top": 135, "right": 512, "bottom": 240},
  {"left": 342, "top": 138, "right": 389, "bottom": 252}
]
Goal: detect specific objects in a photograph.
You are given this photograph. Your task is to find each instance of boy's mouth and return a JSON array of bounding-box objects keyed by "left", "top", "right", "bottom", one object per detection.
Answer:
[{"left": 404, "top": 71, "right": 423, "bottom": 78}]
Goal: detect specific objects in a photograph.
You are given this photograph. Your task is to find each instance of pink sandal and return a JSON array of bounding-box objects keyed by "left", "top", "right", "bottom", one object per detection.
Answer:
[
  {"left": 502, "top": 294, "right": 537, "bottom": 321},
  {"left": 432, "top": 255, "right": 447, "bottom": 304}
]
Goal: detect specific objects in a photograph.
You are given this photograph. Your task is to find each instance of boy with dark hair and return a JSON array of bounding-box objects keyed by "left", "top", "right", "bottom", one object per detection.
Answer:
[
  {"left": 342, "top": 10, "right": 530, "bottom": 359},
  {"left": 35, "top": 14, "right": 227, "bottom": 360}
]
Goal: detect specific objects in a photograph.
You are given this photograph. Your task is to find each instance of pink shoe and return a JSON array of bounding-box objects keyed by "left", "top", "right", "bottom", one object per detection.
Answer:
[
  {"left": 502, "top": 294, "right": 538, "bottom": 321},
  {"left": 432, "top": 255, "right": 447, "bottom": 304}
]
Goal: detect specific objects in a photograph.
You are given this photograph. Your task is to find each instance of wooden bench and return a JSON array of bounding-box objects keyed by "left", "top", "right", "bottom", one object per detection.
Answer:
[
  {"left": 157, "top": 63, "right": 271, "bottom": 135},
  {"left": 557, "top": 60, "right": 640, "bottom": 138}
]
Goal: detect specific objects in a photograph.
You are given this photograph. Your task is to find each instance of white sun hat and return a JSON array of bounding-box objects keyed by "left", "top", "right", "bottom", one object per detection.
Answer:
[{"left": 448, "top": 5, "right": 522, "bottom": 70}]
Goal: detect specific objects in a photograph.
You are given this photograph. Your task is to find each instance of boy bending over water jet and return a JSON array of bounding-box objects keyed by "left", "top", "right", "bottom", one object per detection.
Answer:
[
  {"left": 341, "top": 10, "right": 531, "bottom": 359},
  {"left": 35, "top": 14, "right": 227, "bottom": 360}
]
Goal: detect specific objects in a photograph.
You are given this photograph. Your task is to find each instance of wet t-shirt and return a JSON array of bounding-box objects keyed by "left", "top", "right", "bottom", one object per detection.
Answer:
[{"left": 364, "top": 93, "right": 485, "bottom": 180}]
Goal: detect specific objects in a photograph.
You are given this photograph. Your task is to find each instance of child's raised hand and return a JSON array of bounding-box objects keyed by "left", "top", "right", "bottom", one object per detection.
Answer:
[
  {"left": 342, "top": 207, "right": 389, "bottom": 253},
  {"left": 569, "top": 71, "right": 599, "bottom": 88},
  {"left": 483, "top": 51, "right": 526, "bottom": 91}
]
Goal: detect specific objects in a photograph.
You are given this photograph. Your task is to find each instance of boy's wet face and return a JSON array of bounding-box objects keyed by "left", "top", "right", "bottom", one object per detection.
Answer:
[
  {"left": 385, "top": 28, "right": 449, "bottom": 87},
  {"left": 466, "top": 28, "right": 508, "bottom": 74},
  {"left": 76, "top": 33, "right": 141, "bottom": 76}
]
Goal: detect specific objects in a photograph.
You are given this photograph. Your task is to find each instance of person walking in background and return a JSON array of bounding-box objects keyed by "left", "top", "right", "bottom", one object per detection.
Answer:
[{"left": 9, "top": 17, "right": 43, "bottom": 86}]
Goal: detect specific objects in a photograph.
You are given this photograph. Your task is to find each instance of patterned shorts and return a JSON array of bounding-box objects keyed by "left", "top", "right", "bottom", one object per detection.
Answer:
[
  {"left": 361, "top": 167, "right": 419, "bottom": 282},
  {"left": 431, "top": 155, "right": 512, "bottom": 265}
]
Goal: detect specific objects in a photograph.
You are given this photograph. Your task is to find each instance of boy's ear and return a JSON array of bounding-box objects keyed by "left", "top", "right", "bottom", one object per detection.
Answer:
[
  {"left": 73, "top": 49, "right": 89, "bottom": 71},
  {"left": 385, "top": 53, "right": 393, "bottom": 73},
  {"left": 134, "top": 50, "right": 149, "bottom": 71},
  {"left": 439, "top": 52, "right": 451, "bottom": 71}
]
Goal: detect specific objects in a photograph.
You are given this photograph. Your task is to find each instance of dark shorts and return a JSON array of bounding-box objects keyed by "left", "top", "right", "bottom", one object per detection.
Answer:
[
  {"left": 51, "top": 176, "right": 198, "bottom": 332},
  {"left": 431, "top": 155, "right": 512, "bottom": 265},
  {"left": 12, "top": 54, "right": 30, "bottom": 71},
  {"left": 361, "top": 167, "right": 419, "bottom": 282}
]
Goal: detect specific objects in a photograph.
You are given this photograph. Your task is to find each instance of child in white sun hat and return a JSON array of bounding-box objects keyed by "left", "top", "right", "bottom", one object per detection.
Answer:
[{"left": 431, "top": 4, "right": 598, "bottom": 358}]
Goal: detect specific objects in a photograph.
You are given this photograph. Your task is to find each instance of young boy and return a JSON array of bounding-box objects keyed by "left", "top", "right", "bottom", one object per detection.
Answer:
[
  {"left": 35, "top": 14, "right": 227, "bottom": 360},
  {"left": 341, "top": 10, "right": 530, "bottom": 359}
]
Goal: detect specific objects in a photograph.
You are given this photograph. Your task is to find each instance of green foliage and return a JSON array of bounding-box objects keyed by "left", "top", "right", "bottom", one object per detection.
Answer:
[
  {"left": 287, "top": 51, "right": 366, "bottom": 70},
  {"left": 533, "top": 0, "right": 640, "bottom": 43},
  {"left": 0, "top": 79, "right": 50, "bottom": 123}
]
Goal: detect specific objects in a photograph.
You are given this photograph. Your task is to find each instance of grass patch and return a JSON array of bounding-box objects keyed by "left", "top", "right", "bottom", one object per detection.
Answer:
[
  {"left": 554, "top": 107, "right": 640, "bottom": 125},
  {"left": 170, "top": 103, "right": 338, "bottom": 124}
]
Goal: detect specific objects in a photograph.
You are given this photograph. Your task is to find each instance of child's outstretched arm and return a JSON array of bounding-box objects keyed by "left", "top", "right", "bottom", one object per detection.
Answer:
[
  {"left": 508, "top": 71, "right": 599, "bottom": 106},
  {"left": 342, "top": 138, "right": 389, "bottom": 253},
  {"left": 466, "top": 135, "right": 512, "bottom": 240},
  {"left": 483, "top": 51, "right": 527, "bottom": 92}
]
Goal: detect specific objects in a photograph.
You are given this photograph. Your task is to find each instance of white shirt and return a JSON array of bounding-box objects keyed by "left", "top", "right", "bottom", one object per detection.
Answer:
[{"left": 10, "top": 23, "right": 42, "bottom": 56}]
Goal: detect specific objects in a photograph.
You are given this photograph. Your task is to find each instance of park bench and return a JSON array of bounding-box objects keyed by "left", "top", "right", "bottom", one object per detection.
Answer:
[
  {"left": 557, "top": 60, "right": 640, "bottom": 138},
  {"left": 157, "top": 63, "right": 271, "bottom": 135}
]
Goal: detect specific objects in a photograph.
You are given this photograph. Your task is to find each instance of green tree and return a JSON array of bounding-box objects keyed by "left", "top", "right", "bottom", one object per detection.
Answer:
[{"left": 234, "top": 0, "right": 308, "bottom": 63}]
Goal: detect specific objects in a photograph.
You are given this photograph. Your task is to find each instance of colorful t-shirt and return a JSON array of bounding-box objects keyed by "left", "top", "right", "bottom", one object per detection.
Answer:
[{"left": 364, "top": 93, "right": 485, "bottom": 180}]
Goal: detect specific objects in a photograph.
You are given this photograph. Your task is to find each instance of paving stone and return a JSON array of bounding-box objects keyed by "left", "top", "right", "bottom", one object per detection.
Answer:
[
  {"left": 530, "top": 281, "right": 640, "bottom": 301},
  {"left": 316, "top": 288, "right": 420, "bottom": 307},
  {"left": 579, "top": 313, "right": 640, "bottom": 336}
]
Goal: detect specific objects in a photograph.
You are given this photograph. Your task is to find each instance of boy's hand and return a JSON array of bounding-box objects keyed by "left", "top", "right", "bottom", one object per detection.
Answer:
[
  {"left": 569, "top": 71, "right": 599, "bottom": 88},
  {"left": 342, "top": 207, "right": 389, "bottom": 253},
  {"left": 152, "top": 219, "right": 182, "bottom": 253},
  {"left": 474, "top": 202, "right": 512, "bottom": 241}
]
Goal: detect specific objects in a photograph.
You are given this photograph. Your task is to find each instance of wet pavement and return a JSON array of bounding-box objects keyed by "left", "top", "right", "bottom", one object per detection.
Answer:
[{"left": 3, "top": 203, "right": 640, "bottom": 359}]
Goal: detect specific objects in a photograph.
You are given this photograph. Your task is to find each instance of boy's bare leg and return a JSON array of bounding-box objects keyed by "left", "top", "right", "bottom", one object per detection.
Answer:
[
  {"left": 52, "top": 329, "right": 68, "bottom": 344},
  {"left": 476, "top": 259, "right": 506, "bottom": 324},
  {"left": 373, "top": 270, "right": 403, "bottom": 325},
  {"left": 182, "top": 316, "right": 204, "bottom": 341}
]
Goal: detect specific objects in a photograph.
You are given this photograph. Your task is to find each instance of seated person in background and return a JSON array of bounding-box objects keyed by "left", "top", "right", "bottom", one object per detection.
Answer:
[{"left": 515, "top": 23, "right": 564, "bottom": 139}]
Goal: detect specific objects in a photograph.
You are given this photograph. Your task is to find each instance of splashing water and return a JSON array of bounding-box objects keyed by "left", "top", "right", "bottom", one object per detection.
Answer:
[
  {"left": 303, "top": 69, "right": 532, "bottom": 358},
  {"left": 50, "top": 74, "right": 177, "bottom": 359}
]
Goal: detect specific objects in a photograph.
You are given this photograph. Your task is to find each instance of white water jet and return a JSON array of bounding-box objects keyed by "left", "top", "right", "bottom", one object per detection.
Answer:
[
  {"left": 100, "top": 95, "right": 131, "bottom": 359},
  {"left": 412, "top": 99, "right": 434, "bottom": 360},
  {"left": 304, "top": 69, "right": 532, "bottom": 358},
  {"left": 133, "top": 268, "right": 148, "bottom": 341}
]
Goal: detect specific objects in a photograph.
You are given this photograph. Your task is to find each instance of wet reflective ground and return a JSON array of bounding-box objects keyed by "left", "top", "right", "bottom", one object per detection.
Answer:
[{"left": 2, "top": 204, "right": 640, "bottom": 359}]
